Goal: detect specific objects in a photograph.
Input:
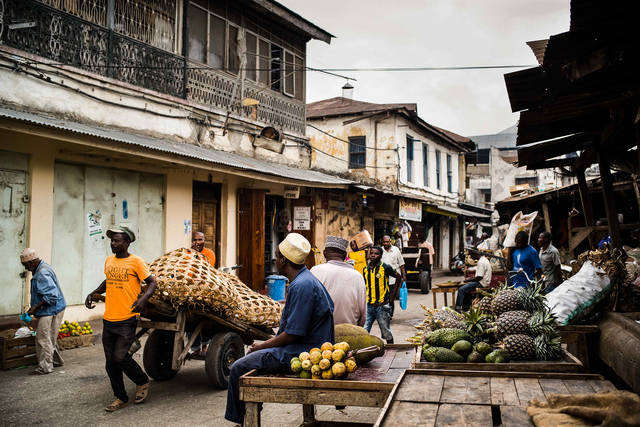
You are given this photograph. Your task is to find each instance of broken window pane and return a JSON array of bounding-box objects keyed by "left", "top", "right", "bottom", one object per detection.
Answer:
[{"left": 271, "top": 44, "right": 282, "bottom": 92}]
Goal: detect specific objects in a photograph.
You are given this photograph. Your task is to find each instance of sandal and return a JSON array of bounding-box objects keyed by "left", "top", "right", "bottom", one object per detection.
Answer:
[
  {"left": 135, "top": 382, "right": 149, "bottom": 404},
  {"left": 105, "top": 398, "right": 127, "bottom": 412}
]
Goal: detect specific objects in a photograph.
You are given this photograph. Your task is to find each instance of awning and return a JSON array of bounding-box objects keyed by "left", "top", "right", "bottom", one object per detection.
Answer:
[
  {"left": 429, "top": 205, "right": 491, "bottom": 220},
  {"left": 0, "top": 107, "right": 352, "bottom": 187}
]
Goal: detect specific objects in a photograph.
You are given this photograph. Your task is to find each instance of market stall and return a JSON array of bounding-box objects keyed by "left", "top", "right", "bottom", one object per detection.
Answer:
[{"left": 239, "top": 344, "right": 414, "bottom": 427}]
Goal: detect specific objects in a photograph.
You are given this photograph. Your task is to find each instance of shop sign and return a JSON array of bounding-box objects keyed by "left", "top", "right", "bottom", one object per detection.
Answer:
[
  {"left": 399, "top": 199, "right": 422, "bottom": 222},
  {"left": 293, "top": 206, "right": 311, "bottom": 230},
  {"left": 284, "top": 185, "right": 300, "bottom": 199}
]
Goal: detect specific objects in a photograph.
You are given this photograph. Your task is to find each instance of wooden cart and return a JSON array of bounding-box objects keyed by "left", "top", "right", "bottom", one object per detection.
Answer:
[
  {"left": 375, "top": 369, "right": 614, "bottom": 426},
  {"left": 239, "top": 344, "right": 415, "bottom": 427},
  {"left": 412, "top": 346, "right": 585, "bottom": 373},
  {"left": 138, "top": 299, "right": 274, "bottom": 389}
]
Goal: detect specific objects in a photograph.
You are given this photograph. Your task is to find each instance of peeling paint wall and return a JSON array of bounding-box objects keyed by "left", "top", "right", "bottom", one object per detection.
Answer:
[
  {"left": 307, "top": 114, "right": 464, "bottom": 204},
  {"left": 0, "top": 59, "right": 310, "bottom": 168}
]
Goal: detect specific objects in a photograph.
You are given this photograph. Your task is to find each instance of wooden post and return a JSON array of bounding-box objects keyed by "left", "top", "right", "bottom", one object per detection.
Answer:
[
  {"left": 598, "top": 149, "right": 622, "bottom": 249},
  {"left": 244, "top": 402, "right": 261, "bottom": 427},
  {"left": 542, "top": 201, "right": 551, "bottom": 233},
  {"left": 576, "top": 170, "right": 596, "bottom": 248},
  {"left": 302, "top": 404, "right": 316, "bottom": 425}
]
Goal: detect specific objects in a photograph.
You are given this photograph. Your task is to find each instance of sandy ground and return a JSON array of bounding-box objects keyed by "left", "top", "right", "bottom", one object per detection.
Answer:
[{"left": 0, "top": 275, "right": 462, "bottom": 427}]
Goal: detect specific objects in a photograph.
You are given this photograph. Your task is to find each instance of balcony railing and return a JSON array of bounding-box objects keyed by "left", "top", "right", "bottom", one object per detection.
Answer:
[{"left": 1, "top": 0, "right": 306, "bottom": 136}]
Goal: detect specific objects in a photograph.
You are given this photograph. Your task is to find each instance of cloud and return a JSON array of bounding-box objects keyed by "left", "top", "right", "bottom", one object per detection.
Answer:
[{"left": 279, "top": 0, "right": 569, "bottom": 135}]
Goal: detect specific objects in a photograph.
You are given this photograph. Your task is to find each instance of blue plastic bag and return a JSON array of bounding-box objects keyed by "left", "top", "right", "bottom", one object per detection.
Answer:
[{"left": 399, "top": 281, "right": 408, "bottom": 310}]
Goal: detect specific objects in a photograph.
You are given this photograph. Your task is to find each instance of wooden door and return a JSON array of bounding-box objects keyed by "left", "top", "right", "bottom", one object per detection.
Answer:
[
  {"left": 192, "top": 200, "right": 217, "bottom": 258},
  {"left": 291, "top": 197, "right": 316, "bottom": 269},
  {"left": 238, "top": 189, "right": 266, "bottom": 291}
]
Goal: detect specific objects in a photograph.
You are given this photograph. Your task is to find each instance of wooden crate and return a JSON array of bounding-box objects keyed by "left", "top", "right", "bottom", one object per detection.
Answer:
[
  {"left": 412, "top": 346, "right": 585, "bottom": 373},
  {"left": 375, "top": 369, "right": 613, "bottom": 427},
  {"left": 1, "top": 335, "right": 37, "bottom": 370}
]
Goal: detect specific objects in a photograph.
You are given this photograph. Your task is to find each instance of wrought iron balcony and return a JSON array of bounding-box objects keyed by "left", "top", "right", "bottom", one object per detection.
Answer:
[{"left": 0, "top": 0, "right": 306, "bottom": 136}]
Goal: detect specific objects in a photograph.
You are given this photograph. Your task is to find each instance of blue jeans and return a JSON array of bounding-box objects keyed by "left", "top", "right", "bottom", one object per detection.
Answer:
[
  {"left": 364, "top": 304, "right": 393, "bottom": 343},
  {"left": 225, "top": 349, "right": 285, "bottom": 424},
  {"left": 455, "top": 281, "right": 482, "bottom": 311}
]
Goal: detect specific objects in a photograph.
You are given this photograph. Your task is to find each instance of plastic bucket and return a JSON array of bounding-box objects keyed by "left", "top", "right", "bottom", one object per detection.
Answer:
[{"left": 266, "top": 275, "right": 287, "bottom": 301}]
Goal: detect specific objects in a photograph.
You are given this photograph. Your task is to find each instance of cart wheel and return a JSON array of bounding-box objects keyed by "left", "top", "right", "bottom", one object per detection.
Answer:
[
  {"left": 205, "top": 332, "right": 245, "bottom": 389},
  {"left": 143, "top": 330, "right": 182, "bottom": 381},
  {"left": 419, "top": 271, "right": 431, "bottom": 294}
]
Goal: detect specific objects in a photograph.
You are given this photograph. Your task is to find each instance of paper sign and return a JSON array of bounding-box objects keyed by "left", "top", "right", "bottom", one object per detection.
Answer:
[
  {"left": 399, "top": 199, "right": 422, "bottom": 222},
  {"left": 293, "top": 206, "right": 311, "bottom": 230},
  {"left": 87, "top": 210, "right": 103, "bottom": 236},
  {"left": 184, "top": 219, "right": 192, "bottom": 235}
]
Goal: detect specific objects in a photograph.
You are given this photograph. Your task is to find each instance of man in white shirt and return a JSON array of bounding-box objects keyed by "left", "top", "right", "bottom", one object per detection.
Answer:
[
  {"left": 311, "top": 236, "right": 367, "bottom": 327},
  {"left": 455, "top": 251, "right": 492, "bottom": 312},
  {"left": 381, "top": 235, "right": 406, "bottom": 317}
]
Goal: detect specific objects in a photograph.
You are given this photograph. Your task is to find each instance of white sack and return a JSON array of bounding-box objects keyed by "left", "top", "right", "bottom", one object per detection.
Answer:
[
  {"left": 546, "top": 261, "right": 611, "bottom": 325},
  {"left": 503, "top": 211, "right": 538, "bottom": 248}
]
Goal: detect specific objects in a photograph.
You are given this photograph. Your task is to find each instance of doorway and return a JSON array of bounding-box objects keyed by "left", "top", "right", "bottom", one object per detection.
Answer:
[
  {"left": 265, "top": 195, "right": 285, "bottom": 276},
  {"left": 192, "top": 181, "right": 221, "bottom": 266}
]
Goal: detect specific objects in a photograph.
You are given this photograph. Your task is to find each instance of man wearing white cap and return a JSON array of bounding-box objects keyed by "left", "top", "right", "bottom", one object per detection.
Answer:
[
  {"left": 311, "top": 236, "right": 366, "bottom": 327},
  {"left": 225, "top": 233, "right": 335, "bottom": 425},
  {"left": 20, "top": 248, "right": 66, "bottom": 375}
]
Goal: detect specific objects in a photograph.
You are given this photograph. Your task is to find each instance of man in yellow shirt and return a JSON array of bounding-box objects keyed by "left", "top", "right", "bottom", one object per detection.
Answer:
[
  {"left": 348, "top": 240, "right": 369, "bottom": 274},
  {"left": 85, "top": 226, "right": 157, "bottom": 412},
  {"left": 192, "top": 231, "right": 216, "bottom": 266}
]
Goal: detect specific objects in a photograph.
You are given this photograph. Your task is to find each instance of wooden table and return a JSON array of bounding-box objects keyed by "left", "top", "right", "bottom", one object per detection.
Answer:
[
  {"left": 375, "top": 369, "right": 614, "bottom": 426},
  {"left": 239, "top": 344, "right": 415, "bottom": 427},
  {"left": 431, "top": 281, "right": 462, "bottom": 309}
]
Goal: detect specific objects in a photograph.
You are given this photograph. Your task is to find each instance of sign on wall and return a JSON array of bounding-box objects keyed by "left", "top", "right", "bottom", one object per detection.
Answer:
[
  {"left": 284, "top": 185, "right": 300, "bottom": 199},
  {"left": 293, "top": 206, "right": 311, "bottom": 230},
  {"left": 399, "top": 199, "right": 422, "bottom": 222}
]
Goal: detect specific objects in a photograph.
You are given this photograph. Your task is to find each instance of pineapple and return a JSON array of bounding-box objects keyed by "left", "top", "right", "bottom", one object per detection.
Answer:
[
  {"left": 432, "top": 308, "right": 466, "bottom": 330},
  {"left": 534, "top": 333, "right": 563, "bottom": 361},
  {"left": 491, "top": 311, "right": 531, "bottom": 338},
  {"left": 477, "top": 296, "right": 493, "bottom": 314},
  {"left": 528, "top": 309, "right": 557, "bottom": 337},
  {"left": 500, "top": 334, "right": 535, "bottom": 360},
  {"left": 491, "top": 283, "right": 546, "bottom": 316},
  {"left": 463, "top": 308, "right": 491, "bottom": 341},
  {"left": 491, "top": 289, "right": 523, "bottom": 316}
]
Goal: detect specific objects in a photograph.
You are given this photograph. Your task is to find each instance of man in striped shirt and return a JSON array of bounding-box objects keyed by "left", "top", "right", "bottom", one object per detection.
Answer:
[{"left": 361, "top": 246, "right": 399, "bottom": 344}]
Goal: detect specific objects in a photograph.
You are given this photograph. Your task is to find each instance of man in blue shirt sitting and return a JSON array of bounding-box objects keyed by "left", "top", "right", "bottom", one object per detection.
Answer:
[
  {"left": 20, "top": 248, "right": 66, "bottom": 375},
  {"left": 225, "top": 233, "right": 335, "bottom": 425},
  {"left": 508, "top": 231, "right": 542, "bottom": 288}
]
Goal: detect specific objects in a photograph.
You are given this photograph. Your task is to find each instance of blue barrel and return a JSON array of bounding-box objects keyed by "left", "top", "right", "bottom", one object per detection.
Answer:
[{"left": 266, "top": 275, "right": 287, "bottom": 301}]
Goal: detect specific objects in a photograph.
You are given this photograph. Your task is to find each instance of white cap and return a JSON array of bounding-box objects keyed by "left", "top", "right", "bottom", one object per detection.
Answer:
[
  {"left": 279, "top": 233, "right": 311, "bottom": 265},
  {"left": 20, "top": 248, "right": 38, "bottom": 262}
]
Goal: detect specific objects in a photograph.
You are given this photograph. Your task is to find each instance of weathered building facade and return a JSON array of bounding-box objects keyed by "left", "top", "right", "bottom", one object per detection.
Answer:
[
  {"left": 0, "top": 0, "right": 344, "bottom": 320},
  {"left": 306, "top": 91, "right": 479, "bottom": 268}
]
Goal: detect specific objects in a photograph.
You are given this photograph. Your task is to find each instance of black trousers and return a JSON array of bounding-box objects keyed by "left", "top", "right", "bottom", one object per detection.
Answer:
[{"left": 102, "top": 317, "right": 148, "bottom": 402}]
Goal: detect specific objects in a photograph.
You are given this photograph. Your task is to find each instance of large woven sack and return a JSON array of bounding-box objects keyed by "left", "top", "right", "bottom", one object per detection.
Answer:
[{"left": 149, "top": 248, "right": 282, "bottom": 327}]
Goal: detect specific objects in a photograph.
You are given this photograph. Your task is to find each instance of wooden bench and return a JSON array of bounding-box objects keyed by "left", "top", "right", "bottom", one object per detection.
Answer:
[{"left": 431, "top": 281, "right": 462, "bottom": 309}]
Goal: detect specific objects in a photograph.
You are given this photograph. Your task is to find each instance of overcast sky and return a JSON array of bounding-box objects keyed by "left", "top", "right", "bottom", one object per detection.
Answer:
[{"left": 278, "top": 0, "right": 569, "bottom": 137}]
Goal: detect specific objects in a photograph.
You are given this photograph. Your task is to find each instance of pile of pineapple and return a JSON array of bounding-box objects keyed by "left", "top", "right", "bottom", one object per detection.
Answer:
[{"left": 411, "top": 282, "right": 562, "bottom": 363}]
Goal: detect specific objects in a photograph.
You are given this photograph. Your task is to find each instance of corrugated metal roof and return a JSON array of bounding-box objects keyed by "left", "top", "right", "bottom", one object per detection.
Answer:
[
  {"left": 436, "top": 205, "right": 491, "bottom": 220},
  {"left": 0, "top": 107, "right": 352, "bottom": 186}
]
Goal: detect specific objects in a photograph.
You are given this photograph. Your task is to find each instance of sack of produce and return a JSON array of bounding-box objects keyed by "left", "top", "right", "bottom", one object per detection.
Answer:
[
  {"left": 546, "top": 261, "right": 611, "bottom": 325},
  {"left": 149, "top": 248, "right": 282, "bottom": 327},
  {"left": 503, "top": 211, "right": 537, "bottom": 248}
]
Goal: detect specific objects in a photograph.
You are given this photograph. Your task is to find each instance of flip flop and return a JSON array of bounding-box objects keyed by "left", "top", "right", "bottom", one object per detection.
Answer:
[
  {"left": 105, "top": 398, "right": 127, "bottom": 412},
  {"left": 135, "top": 382, "right": 149, "bottom": 404}
]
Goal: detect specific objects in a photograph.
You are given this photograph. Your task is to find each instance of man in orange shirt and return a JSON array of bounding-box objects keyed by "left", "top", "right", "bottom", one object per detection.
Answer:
[
  {"left": 192, "top": 231, "right": 216, "bottom": 266},
  {"left": 85, "top": 226, "right": 157, "bottom": 412}
]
